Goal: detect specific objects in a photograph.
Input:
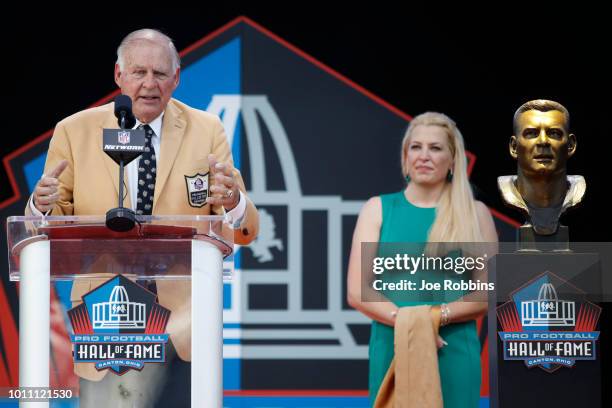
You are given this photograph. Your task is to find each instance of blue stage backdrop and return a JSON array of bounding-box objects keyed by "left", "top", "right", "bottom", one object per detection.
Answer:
[{"left": 0, "top": 17, "right": 517, "bottom": 407}]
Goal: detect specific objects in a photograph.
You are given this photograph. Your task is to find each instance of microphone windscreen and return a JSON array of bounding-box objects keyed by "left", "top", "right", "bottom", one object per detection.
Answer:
[{"left": 114, "top": 95, "right": 136, "bottom": 128}]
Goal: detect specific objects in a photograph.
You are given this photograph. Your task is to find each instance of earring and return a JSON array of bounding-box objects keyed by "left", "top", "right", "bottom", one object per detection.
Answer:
[
  {"left": 405, "top": 174, "right": 411, "bottom": 183},
  {"left": 446, "top": 169, "right": 453, "bottom": 182}
]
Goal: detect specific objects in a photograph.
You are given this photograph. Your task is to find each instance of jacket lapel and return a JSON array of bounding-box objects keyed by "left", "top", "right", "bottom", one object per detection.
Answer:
[
  {"left": 100, "top": 112, "right": 120, "bottom": 200},
  {"left": 154, "top": 100, "right": 186, "bottom": 212}
]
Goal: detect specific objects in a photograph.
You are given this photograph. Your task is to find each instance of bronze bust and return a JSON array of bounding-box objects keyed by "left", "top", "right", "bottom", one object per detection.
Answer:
[{"left": 498, "top": 99, "right": 585, "bottom": 235}]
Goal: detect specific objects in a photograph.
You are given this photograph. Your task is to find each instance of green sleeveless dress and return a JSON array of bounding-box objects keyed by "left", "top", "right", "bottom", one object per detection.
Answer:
[{"left": 368, "top": 191, "right": 481, "bottom": 407}]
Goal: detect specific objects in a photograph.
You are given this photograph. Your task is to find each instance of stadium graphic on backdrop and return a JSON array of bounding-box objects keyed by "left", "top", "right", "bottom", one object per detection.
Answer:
[{"left": 0, "top": 17, "right": 522, "bottom": 400}]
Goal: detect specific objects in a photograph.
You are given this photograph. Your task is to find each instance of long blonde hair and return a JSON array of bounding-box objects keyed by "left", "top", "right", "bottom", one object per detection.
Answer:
[{"left": 401, "top": 112, "right": 484, "bottom": 244}]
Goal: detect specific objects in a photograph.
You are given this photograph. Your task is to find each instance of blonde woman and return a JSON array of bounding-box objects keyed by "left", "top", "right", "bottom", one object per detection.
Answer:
[{"left": 347, "top": 112, "right": 498, "bottom": 407}]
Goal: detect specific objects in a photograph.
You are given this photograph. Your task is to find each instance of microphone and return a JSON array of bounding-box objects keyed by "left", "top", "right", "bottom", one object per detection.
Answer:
[
  {"left": 104, "top": 95, "right": 145, "bottom": 232},
  {"left": 114, "top": 94, "right": 136, "bottom": 129}
]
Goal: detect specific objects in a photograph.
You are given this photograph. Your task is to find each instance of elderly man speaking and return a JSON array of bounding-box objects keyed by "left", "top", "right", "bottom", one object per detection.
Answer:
[{"left": 27, "top": 28, "right": 259, "bottom": 407}]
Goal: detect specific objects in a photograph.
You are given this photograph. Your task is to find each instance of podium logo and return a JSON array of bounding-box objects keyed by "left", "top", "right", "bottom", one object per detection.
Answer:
[
  {"left": 68, "top": 275, "right": 171, "bottom": 375},
  {"left": 92, "top": 286, "right": 146, "bottom": 329},
  {"left": 497, "top": 272, "right": 601, "bottom": 373}
]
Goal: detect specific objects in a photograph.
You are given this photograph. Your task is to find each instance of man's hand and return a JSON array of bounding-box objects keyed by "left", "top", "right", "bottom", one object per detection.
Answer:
[
  {"left": 206, "top": 154, "right": 240, "bottom": 211},
  {"left": 33, "top": 160, "right": 68, "bottom": 213}
]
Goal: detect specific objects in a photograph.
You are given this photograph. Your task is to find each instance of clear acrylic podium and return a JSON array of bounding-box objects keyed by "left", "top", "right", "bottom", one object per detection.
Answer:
[{"left": 7, "top": 215, "right": 234, "bottom": 407}]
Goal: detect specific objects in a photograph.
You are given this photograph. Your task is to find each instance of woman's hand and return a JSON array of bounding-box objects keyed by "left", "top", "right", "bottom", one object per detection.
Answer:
[{"left": 430, "top": 305, "right": 447, "bottom": 349}]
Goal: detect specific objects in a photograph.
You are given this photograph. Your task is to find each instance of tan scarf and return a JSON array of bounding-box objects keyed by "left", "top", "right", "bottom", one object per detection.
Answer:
[{"left": 374, "top": 305, "right": 443, "bottom": 408}]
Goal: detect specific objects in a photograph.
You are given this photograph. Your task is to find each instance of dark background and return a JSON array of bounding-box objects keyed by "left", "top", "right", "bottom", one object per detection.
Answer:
[
  {"left": 4, "top": 8, "right": 610, "bottom": 239},
  {"left": 2, "top": 5, "right": 610, "bottom": 400}
]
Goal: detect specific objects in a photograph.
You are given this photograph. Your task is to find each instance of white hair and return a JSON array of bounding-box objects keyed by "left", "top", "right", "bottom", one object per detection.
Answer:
[{"left": 116, "top": 29, "right": 181, "bottom": 72}]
